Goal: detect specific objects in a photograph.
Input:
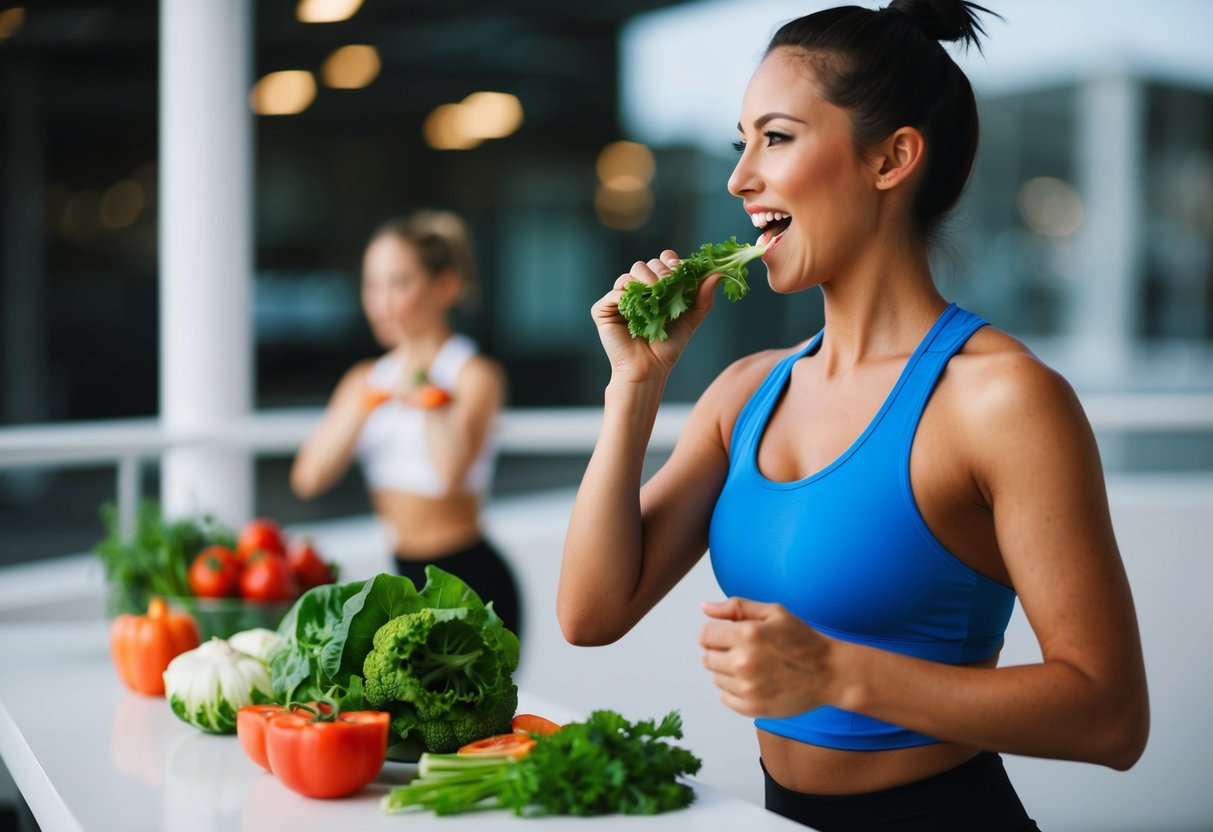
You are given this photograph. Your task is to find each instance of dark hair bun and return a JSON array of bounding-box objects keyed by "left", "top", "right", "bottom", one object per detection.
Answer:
[{"left": 884, "top": 0, "right": 997, "bottom": 50}]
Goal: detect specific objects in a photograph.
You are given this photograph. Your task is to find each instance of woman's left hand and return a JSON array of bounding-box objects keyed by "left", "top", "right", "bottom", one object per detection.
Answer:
[{"left": 700, "top": 598, "right": 836, "bottom": 718}]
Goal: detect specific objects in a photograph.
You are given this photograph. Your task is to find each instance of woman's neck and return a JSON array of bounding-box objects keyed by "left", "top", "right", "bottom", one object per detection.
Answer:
[
  {"left": 392, "top": 321, "right": 454, "bottom": 365},
  {"left": 815, "top": 243, "right": 947, "bottom": 375}
]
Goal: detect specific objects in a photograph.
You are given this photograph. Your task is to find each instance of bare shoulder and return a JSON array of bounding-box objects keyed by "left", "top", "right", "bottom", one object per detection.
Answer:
[
  {"left": 948, "top": 326, "right": 1082, "bottom": 413},
  {"left": 335, "top": 358, "right": 378, "bottom": 393},
  {"left": 939, "top": 325, "right": 1093, "bottom": 468},
  {"left": 461, "top": 353, "right": 505, "bottom": 383},
  {"left": 697, "top": 341, "right": 811, "bottom": 449}
]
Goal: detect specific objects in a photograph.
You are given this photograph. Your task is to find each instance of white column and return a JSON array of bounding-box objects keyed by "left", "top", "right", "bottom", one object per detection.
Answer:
[
  {"left": 1070, "top": 74, "right": 1143, "bottom": 387},
  {"left": 159, "top": 0, "right": 253, "bottom": 526}
]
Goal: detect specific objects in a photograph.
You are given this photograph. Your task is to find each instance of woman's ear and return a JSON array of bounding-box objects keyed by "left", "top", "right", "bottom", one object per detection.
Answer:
[
  {"left": 869, "top": 126, "right": 926, "bottom": 192},
  {"left": 434, "top": 268, "right": 464, "bottom": 306}
]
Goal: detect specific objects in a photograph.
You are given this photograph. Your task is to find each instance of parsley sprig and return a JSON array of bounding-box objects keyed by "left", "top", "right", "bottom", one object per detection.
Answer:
[{"left": 381, "top": 709, "right": 703, "bottom": 817}]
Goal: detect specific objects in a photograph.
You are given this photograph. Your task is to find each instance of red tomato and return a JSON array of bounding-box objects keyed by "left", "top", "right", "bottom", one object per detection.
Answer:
[
  {"left": 287, "top": 539, "right": 335, "bottom": 590},
  {"left": 237, "top": 518, "right": 286, "bottom": 562},
  {"left": 239, "top": 551, "right": 297, "bottom": 602},
  {"left": 265, "top": 711, "right": 390, "bottom": 799},
  {"left": 457, "top": 732, "right": 535, "bottom": 759},
  {"left": 511, "top": 713, "right": 562, "bottom": 737},
  {"left": 187, "top": 545, "right": 241, "bottom": 598}
]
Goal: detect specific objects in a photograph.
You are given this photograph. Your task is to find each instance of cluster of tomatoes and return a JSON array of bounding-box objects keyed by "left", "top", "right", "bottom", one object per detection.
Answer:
[{"left": 187, "top": 518, "right": 337, "bottom": 603}]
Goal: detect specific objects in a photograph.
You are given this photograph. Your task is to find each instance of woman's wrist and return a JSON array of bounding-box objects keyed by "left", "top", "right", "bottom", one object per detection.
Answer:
[{"left": 823, "top": 638, "right": 873, "bottom": 714}]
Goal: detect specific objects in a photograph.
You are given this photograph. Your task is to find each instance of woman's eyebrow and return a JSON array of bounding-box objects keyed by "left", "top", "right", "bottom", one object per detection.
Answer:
[{"left": 737, "top": 112, "right": 808, "bottom": 132}]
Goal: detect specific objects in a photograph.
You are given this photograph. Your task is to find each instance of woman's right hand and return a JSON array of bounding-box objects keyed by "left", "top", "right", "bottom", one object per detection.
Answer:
[{"left": 591, "top": 250, "right": 722, "bottom": 384}]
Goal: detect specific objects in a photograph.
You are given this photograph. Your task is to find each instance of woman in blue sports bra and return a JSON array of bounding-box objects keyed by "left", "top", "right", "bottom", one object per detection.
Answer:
[
  {"left": 291, "top": 211, "right": 521, "bottom": 636},
  {"left": 558, "top": 2, "right": 1149, "bottom": 830}
]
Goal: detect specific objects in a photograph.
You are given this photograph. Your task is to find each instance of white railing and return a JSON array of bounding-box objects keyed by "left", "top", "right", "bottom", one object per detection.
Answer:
[{"left": 1, "top": 394, "right": 1212, "bottom": 541}]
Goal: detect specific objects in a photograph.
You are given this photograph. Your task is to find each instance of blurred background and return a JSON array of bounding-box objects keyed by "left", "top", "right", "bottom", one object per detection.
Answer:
[{"left": 0, "top": 1, "right": 1211, "bottom": 830}]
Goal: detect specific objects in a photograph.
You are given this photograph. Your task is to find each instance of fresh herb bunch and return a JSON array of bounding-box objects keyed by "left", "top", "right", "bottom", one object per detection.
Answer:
[
  {"left": 94, "top": 500, "right": 235, "bottom": 616},
  {"left": 381, "top": 709, "right": 703, "bottom": 817},
  {"left": 617, "top": 237, "right": 769, "bottom": 342}
]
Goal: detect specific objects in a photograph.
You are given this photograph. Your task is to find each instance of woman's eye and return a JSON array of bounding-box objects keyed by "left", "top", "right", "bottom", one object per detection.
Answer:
[
  {"left": 732, "top": 139, "right": 746, "bottom": 153},
  {"left": 765, "top": 131, "right": 791, "bottom": 145}
]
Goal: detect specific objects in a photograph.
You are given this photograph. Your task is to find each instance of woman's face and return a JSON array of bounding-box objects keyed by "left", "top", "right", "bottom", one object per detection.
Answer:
[
  {"left": 728, "top": 48, "right": 880, "bottom": 293},
  {"left": 360, "top": 235, "right": 453, "bottom": 348}
]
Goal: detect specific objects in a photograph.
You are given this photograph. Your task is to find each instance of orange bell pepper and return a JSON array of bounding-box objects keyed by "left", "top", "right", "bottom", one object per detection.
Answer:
[{"left": 109, "top": 597, "right": 200, "bottom": 696}]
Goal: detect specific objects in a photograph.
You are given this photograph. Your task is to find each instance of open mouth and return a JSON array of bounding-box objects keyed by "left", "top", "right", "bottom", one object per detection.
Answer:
[{"left": 751, "top": 210, "right": 792, "bottom": 248}]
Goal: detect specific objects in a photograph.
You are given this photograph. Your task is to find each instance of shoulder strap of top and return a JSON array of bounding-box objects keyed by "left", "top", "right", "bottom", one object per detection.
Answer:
[
  {"left": 728, "top": 333, "right": 823, "bottom": 470},
  {"left": 889, "top": 305, "right": 988, "bottom": 451},
  {"left": 428, "top": 334, "right": 477, "bottom": 389},
  {"left": 367, "top": 351, "right": 404, "bottom": 388}
]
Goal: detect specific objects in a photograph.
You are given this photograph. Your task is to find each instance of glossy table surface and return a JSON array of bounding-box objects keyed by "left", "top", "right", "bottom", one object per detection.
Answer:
[{"left": 0, "top": 620, "right": 807, "bottom": 831}]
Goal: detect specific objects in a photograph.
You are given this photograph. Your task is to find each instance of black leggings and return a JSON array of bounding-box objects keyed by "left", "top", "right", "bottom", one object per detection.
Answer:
[
  {"left": 762, "top": 752, "right": 1040, "bottom": 831},
  {"left": 393, "top": 539, "right": 522, "bottom": 639}
]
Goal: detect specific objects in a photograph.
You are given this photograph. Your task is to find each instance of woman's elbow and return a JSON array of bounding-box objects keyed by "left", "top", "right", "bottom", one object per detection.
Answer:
[
  {"left": 1092, "top": 691, "right": 1150, "bottom": 771},
  {"left": 1106, "top": 703, "right": 1150, "bottom": 771},
  {"left": 289, "top": 465, "right": 323, "bottom": 501},
  {"left": 556, "top": 599, "right": 624, "bottom": 647}
]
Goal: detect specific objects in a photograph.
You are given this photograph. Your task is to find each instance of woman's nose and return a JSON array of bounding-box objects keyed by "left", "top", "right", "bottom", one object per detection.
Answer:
[{"left": 727, "top": 151, "right": 757, "bottom": 198}]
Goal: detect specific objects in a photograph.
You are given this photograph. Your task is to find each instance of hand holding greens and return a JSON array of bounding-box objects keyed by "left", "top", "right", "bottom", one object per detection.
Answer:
[{"left": 617, "top": 237, "right": 768, "bottom": 342}]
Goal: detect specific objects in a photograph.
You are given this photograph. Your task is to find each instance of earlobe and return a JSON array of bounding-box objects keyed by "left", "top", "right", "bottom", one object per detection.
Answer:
[{"left": 872, "top": 127, "right": 926, "bottom": 191}]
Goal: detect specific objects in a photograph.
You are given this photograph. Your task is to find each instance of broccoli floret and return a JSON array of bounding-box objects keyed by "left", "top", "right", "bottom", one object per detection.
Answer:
[
  {"left": 413, "top": 687, "right": 519, "bottom": 753},
  {"left": 363, "top": 606, "right": 520, "bottom": 754}
]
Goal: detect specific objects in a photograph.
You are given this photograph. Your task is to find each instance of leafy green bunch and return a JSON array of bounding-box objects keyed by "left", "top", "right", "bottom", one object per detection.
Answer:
[
  {"left": 270, "top": 567, "right": 519, "bottom": 755},
  {"left": 617, "top": 236, "right": 769, "bottom": 342},
  {"left": 94, "top": 500, "right": 235, "bottom": 615},
  {"left": 382, "top": 709, "right": 703, "bottom": 817}
]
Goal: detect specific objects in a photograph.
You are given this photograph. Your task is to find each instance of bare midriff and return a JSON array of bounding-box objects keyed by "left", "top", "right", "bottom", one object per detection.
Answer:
[
  {"left": 369, "top": 489, "right": 483, "bottom": 559},
  {"left": 758, "top": 652, "right": 998, "bottom": 795},
  {"left": 758, "top": 732, "right": 981, "bottom": 795}
]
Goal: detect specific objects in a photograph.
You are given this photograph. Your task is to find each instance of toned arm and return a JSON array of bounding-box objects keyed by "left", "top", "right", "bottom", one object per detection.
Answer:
[
  {"left": 420, "top": 355, "right": 505, "bottom": 496},
  {"left": 290, "top": 361, "right": 375, "bottom": 499}
]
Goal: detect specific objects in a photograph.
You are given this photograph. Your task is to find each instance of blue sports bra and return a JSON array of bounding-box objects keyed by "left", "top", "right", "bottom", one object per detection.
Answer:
[{"left": 708, "top": 304, "right": 1016, "bottom": 751}]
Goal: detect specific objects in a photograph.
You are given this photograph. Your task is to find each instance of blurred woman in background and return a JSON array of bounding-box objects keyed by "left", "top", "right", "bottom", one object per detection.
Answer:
[{"left": 291, "top": 210, "right": 520, "bottom": 635}]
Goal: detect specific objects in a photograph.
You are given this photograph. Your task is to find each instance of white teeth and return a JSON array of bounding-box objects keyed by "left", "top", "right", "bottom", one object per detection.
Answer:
[{"left": 749, "top": 210, "right": 791, "bottom": 228}]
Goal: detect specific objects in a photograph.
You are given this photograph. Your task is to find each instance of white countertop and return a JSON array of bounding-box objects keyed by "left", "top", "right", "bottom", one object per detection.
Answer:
[{"left": 0, "top": 620, "right": 805, "bottom": 832}]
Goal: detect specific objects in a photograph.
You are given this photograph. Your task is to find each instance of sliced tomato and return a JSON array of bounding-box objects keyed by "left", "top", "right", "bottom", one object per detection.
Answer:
[
  {"left": 265, "top": 711, "right": 390, "bottom": 799},
  {"left": 457, "top": 732, "right": 536, "bottom": 759},
  {"left": 511, "top": 713, "right": 562, "bottom": 736}
]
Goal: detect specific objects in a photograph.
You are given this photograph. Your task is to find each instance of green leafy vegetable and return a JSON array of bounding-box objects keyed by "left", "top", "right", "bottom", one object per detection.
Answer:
[
  {"left": 362, "top": 587, "right": 520, "bottom": 754},
  {"left": 381, "top": 710, "right": 702, "bottom": 817},
  {"left": 269, "top": 567, "right": 519, "bottom": 755},
  {"left": 617, "top": 236, "right": 769, "bottom": 342},
  {"left": 94, "top": 500, "right": 235, "bottom": 616}
]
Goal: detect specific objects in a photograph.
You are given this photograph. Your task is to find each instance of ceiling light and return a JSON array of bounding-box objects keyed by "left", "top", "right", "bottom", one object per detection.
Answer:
[
  {"left": 321, "top": 44, "right": 380, "bottom": 89},
  {"left": 597, "top": 141, "right": 655, "bottom": 192},
  {"left": 423, "top": 104, "right": 482, "bottom": 151},
  {"left": 296, "top": 0, "right": 363, "bottom": 24},
  {"left": 249, "top": 71, "right": 317, "bottom": 116},
  {"left": 0, "top": 7, "right": 25, "bottom": 40},
  {"left": 457, "top": 92, "right": 524, "bottom": 140}
]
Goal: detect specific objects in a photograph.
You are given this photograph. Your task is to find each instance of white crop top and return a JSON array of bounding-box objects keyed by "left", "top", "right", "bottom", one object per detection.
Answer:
[{"left": 354, "top": 334, "right": 497, "bottom": 497}]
